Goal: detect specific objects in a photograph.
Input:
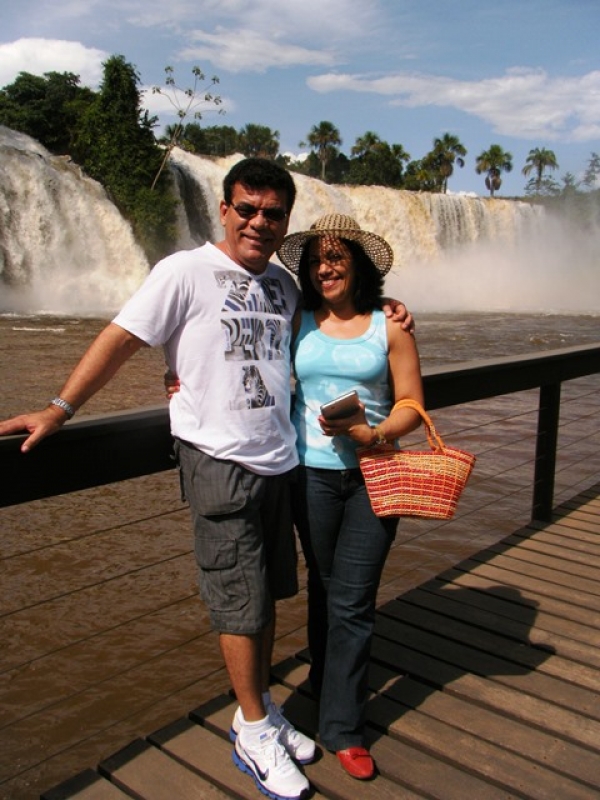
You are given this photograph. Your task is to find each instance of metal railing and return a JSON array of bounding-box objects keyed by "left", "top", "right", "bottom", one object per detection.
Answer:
[{"left": 1, "top": 343, "right": 599, "bottom": 520}]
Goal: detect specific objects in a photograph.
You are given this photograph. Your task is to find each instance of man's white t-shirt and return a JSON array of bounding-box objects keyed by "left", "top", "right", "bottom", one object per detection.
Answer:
[{"left": 113, "top": 243, "right": 300, "bottom": 475}]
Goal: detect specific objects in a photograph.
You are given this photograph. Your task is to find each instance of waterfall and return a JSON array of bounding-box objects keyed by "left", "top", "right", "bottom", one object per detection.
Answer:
[
  {"left": 0, "top": 126, "right": 150, "bottom": 315},
  {"left": 1, "top": 129, "right": 598, "bottom": 315}
]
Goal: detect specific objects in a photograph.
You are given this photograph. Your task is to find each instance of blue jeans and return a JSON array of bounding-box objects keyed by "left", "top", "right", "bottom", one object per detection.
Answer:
[{"left": 292, "top": 466, "right": 397, "bottom": 751}]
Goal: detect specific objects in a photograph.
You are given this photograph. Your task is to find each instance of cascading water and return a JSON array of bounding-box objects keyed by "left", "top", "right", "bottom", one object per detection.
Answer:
[
  {"left": 0, "top": 126, "right": 150, "bottom": 314},
  {"left": 1, "top": 127, "right": 598, "bottom": 315}
]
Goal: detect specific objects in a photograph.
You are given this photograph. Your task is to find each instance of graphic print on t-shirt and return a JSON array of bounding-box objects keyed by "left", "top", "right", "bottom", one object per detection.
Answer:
[{"left": 215, "top": 270, "right": 288, "bottom": 409}]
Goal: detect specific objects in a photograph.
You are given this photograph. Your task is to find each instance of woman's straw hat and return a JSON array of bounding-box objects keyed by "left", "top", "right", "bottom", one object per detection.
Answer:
[{"left": 277, "top": 213, "right": 394, "bottom": 276}]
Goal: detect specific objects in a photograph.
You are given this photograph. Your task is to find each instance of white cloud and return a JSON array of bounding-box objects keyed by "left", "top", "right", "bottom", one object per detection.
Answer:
[
  {"left": 178, "top": 28, "right": 336, "bottom": 73},
  {"left": 308, "top": 67, "right": 600, "bottom": 142},
  {"left": 0, "top": 39, "right": 107, "bottom": 89}
]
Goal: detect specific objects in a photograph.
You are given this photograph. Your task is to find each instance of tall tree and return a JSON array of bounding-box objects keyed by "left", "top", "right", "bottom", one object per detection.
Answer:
[
  {"left": 304, "top": 121, "right": 342, "bottom": 181},
  {"left": 347, "top": 132, "right": 409, "bottom": 187},
  {"left": 475, "top": 145, "right": 513, "bottom": 197},
  {"left": 522, "top": 147, "right": 559, "bottom": 193},
  {"left": 75, "top": 55, "right": 177, "bottom": 262},
  {"left": 238, "top": 124, "right": 279, "bottom": 158},
  {"left": 582, "top": 152, "right": 600, "bottom": 189},
  {"left": 0, "top": 70, "right": 94, "bottom": 154},
  {"left": 430, "top": 133, "right": 467, "bottom": 193}
]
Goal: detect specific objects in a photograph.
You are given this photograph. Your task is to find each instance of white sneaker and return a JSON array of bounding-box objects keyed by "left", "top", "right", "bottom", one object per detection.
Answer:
[
  {"left": 230, "top": 704, "right": 316, "bottom": 765},
  {"left": 233, "top": 723, "right": 310, "bottom": 800}
]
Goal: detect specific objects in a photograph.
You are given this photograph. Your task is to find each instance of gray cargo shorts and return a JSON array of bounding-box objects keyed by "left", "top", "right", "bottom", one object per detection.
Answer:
[{"left": 174, "top": 439, "right": 298, "bottom": 635}]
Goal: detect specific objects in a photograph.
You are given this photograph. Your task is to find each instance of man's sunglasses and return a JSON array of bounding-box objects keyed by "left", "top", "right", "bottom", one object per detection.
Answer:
[{"left": 231, "top": 202, "right": 288, "bottom": 223}]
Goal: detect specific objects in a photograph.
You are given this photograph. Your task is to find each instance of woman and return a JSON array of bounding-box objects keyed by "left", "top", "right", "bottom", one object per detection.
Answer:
[{"left": 277, "top": 214, "right": 423, "bottom": 780}]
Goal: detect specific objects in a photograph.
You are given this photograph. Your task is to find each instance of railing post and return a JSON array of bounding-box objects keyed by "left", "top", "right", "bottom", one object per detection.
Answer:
[{"left": 532, "top": 382, "right": 561, "bottom": 522}]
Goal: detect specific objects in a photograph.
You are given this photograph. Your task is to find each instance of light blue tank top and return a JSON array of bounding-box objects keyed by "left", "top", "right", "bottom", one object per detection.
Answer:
[{"left": 292, "top": 309, "right": 391, "bottom": 469}]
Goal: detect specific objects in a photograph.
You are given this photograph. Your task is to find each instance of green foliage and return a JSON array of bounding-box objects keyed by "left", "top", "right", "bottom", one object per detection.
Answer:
[
  {"left": 582, "top": 152, "right": 600, "bottom": 189},
  {"left": 75, "top": 55, "right": 177, "bottom": 262},
  {"left": 304, "top": 121, "right": 342, "bottom": 181},
  {"left": 346, "top": 134, "right": 408, "bottom": 187},
  {"left": 0, "top": 70, "right": 94, "bottom": 153},
  {"left": 179, "top": 123, "right": 239, "bottom": 156},
  {"left": 522, "top": 147, "right": 559, "bottom": 194},
  {"left": 475, "top": 145, "right": 513, "bottom": 197},
  {"left": 238, "top": 123, "right": 280, "bottom": 158}
]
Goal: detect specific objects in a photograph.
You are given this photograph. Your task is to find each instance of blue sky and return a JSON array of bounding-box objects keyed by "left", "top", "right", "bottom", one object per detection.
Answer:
[{"left": 1, "top": 0, "right": 599, "bottom": 196}]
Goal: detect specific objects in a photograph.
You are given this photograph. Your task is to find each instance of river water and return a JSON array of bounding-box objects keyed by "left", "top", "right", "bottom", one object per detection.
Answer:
[{"left": 1, "top": 311, "right": 598, "bottom": 419}]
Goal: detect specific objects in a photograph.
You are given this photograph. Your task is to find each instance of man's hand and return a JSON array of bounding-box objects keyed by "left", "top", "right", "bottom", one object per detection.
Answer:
[
  {"left": 164, "top": 368, "right": 181, "bottom": 399},
  {"left": 382, "top": 299, "right": 415, "bottom": 333},
  {"left": 0, "top": 405, "right": 69, "bottom": 453}
]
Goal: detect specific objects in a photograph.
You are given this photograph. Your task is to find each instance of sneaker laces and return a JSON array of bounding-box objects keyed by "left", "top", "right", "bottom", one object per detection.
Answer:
[
  {"left": 267, "top": 702, "right": 304, "bottom": 750},
  {"left": 249, "top": 726, "right": 298, "bottom": 777}
]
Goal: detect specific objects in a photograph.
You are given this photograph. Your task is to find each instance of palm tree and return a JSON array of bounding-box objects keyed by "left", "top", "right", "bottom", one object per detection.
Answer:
[
  {"left": 305, "top": 121, "right": 342, "bottom": 181},
  {"left": 475, "top": 145, "right": 513, "bottom": 197},
  {"left": 238, "top": 124, "right": 279, "bottom": 159},
  {"left": 522, "top": 147, "right": 559, "bottom": 193},
  {"left": 351, "top": 131, "right": 384, "bottom": 158},
  {"left": 431, "top": 133, "right": 467, "bottom": 193}
]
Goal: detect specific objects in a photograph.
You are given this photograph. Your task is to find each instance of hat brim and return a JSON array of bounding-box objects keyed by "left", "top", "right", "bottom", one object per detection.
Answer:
[{"left": 277, "top": 228, "right": 394, "bottom": 276}]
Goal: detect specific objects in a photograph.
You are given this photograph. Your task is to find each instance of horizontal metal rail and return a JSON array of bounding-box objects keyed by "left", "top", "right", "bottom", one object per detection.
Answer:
[{"left": 1, "top": 343, "right": 599, "bottom": 520}]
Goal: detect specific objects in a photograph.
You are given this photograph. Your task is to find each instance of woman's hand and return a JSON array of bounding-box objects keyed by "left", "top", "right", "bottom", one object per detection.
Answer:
[
  {"left": 164, "top": 368, "right": 181, "bottom": 400},
  {"left": 318, "top": 404, "right": 375, "bottom": 446}
]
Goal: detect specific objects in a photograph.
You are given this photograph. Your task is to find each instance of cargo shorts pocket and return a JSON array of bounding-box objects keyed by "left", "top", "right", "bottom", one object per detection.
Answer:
[{"left": 194, "top": 534, "right": 249, "bottom": 612}]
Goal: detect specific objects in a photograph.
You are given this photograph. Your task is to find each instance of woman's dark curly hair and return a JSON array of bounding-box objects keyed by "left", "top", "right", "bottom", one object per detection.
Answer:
[{"left": 297, "top": 238, "right": 385, "bottom": 313}]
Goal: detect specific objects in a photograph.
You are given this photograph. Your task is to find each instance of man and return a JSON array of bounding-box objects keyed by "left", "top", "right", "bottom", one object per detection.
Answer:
[{"left": 1, "top": 158, "right": 411, "bottom": 800}]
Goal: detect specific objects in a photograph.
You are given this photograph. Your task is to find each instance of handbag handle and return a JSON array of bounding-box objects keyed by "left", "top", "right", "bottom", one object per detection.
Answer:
[{"left": 390, "top": 398, "right": 447, "bottom": 453}]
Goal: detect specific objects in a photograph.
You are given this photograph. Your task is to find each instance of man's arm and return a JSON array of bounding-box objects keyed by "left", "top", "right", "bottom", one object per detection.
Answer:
[
  {"left": 381, "top": 298, "right": 415, "bottom": 333},
  {"left": 0, "top": 323, "right": 147, "bottom": 452}
]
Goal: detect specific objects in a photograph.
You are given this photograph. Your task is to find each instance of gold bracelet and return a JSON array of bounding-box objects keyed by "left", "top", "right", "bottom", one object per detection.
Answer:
[{"left": 372, "top": 425, "right": 386, "bottom": 445}]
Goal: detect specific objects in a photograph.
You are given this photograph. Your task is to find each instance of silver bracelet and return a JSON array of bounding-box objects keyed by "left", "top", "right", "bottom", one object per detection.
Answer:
[{"left": 50, "top": 397, "right": 75, "bottom": 419}]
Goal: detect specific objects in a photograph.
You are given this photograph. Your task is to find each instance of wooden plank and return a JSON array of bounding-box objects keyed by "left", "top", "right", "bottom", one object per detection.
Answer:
[
  {"left": 370, "top": 635, "right": 600, "bottom": 750},
  {"left": 431, "top": 568, "right": 600, "bottom": 628},
  {"left": 374, "top": 676, "right": 600, "bottom": 792},
  {"left": 511, "top": 527, "right": 600, "bottom": 556},
  {"left": 446, "top": 558, "right": 600, "bottom": 612},
  {"left": 374, "top": 613, "right": 600, "bottom": 714},
  {"left": 367, "top": 693, "right": 595, "bottom": 800},
  {"left": 482, "top": 539, "right": 600, "bottom": 577},
  {"left": 41, "top": 769, "right": 132, "bottom": 800},
  {"left": 395, "top": 586, "right": 600, "bottom": 667},
  {"left": 276, "top": 656, "right": 600, "bottom": 792},
  {"left": 98, "top": 738, "right": 230, "bottom": 800},
  {"left": 379, "top": 598, "right": 600, "bottom": 685}
]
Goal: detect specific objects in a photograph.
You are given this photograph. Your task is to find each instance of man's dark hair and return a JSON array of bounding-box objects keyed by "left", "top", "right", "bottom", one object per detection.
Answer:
[
  {"left": 223, "top": 158, "right": 297, "bottom": 212},
  {"left": 298, "top": 239, "right": 384, "bottom": 313}
]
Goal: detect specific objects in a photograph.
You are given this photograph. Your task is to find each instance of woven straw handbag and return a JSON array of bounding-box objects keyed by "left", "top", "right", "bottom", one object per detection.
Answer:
[{"left": 358, "top": 399, "right": 476, "bottom": 519}]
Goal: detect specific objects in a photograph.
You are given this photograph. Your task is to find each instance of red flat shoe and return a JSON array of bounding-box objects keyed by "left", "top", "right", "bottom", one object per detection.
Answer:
[{"left": 336, "top": 747, "right": 375, "bottom": 780}]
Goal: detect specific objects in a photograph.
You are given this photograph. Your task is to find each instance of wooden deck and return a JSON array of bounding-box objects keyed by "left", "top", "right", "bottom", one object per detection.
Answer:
[
  {"left": 2, "top": 376, "right": 600, "bottom": 800},
  {"left": 40, "top": 484, "right": 600, "bottom": 800}
]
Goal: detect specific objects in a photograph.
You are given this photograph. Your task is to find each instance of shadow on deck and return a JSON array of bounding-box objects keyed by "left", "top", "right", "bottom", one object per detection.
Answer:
[{"left": 41, "top": 484, "right": 600, "bottom": 800}]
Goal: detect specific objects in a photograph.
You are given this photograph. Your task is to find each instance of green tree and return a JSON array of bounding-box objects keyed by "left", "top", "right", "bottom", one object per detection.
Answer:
[
  {"left": 430, "top": 133, "right": 467, "bottom": 193},
  {"left": 522, "top": 147, "right": 559, "bottom": 194},
  {"left": 76, "top": 55, "right": 177, "bottom": 262},
  {"left": 0, "top": 70, "right": 94, "bottom": 154},
  {"left": 238, "top": 124, "right": 279, "bottom": 158},
  {"left": 178, "top": 123, "right": 239, "bottom": 156},
  {"left": 475, "top": 144, "right": 513, "bottom": 197},
  {"left": 304, "top": 121, "right": 342, "bottom": 181},
  {"left": 347, "top": 132, "right": 409, "bottom": 187},
  {"left": 582, "top": 152, "right": 600, "bottom": 189}
]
